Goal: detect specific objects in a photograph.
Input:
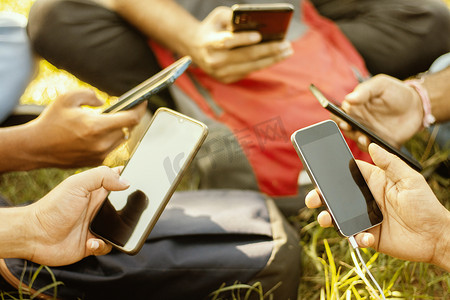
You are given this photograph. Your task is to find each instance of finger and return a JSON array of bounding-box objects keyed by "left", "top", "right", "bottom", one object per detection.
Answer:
[
  {"left": 68, "top": 166, "right": 130, "bottom": 194},
  {"left": 215, "top": 44, "right": 293, "bottom": 81},
  {"left": 368, "top": 143, "right": 419, "bottom": 182},
  {"left": 335, "top": 118, "right": 351, "bottom": 131},
  {"left": 87, "top": 238, "right": 112, "bottom": 256},
  {"left": 206, "top": 6, "right": 233, "bottom": 29},
  {"left": 57, "top": 90, "right": 104, "bottom": 108},
  {"left": 344, "top": 74, "right": 395, "bottom": 106},
  {"left": 222, "top": 31, "right": 262, "bottom": 49},
  {"left": 231, "top": 40, "right": 292, "bottom": 63},
  {"left": 95, "top": 101, "right": 147, "bottom": 132},
  {"left": 305, "top": 189, "right": 323, "bottom": 208},
  {"left": 353, "top": 232, "right": 375, "bottom": 248},
  {"left": 333, "top": 113, "right": 370, "bottom": 151},
  {"left": 317, "top": 210, "right": 333, "bottom": 228},
  {"left": 111, "top": 166, "right": 124, "bottom": 175}
]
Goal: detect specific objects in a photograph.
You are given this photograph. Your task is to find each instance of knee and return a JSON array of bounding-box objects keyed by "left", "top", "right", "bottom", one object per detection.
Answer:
[
  {"left": 422, "top": 0, "right": 450, "bottom": 38},
  {"left": 27, "top": 0, "right": 63, "bottom": 46}
]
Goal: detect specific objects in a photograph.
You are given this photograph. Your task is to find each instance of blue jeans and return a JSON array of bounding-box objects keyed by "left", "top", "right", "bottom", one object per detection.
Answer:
[{"left": 0, "top": 12, "right": 34, "bottom": 123}]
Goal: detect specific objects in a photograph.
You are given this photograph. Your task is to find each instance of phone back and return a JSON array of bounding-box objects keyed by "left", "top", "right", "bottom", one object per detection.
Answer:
[{"left": 231, "top": 4, "right": 294, "bottom": 41}]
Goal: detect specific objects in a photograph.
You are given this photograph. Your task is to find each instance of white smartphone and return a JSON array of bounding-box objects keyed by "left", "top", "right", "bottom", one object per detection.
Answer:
[
  {"left": 231, "top": 3, "right": 294, "bottom": 42},
  {"left": 291, "top": 120, "right": 383, "bottom": 237},
  {"left": 103, "top": 56, "right": 192, "bottom": 113},
  {"left": 90, "top": 108, "right": 208, "bottom": 254}
]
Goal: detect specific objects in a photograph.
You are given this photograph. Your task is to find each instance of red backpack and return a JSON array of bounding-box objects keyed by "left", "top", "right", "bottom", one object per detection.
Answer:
[{"left": 150, "top": 0, "right": 371, "bottom": 199}]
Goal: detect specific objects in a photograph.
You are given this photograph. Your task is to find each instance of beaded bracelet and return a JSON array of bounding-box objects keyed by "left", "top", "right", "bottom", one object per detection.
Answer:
[{"left": 404, "top": 78, "right": 436, "bottom": 128}]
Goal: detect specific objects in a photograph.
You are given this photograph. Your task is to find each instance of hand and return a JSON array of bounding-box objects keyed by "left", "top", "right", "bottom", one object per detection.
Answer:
[
  {"left": 24, "top": 166, "right": 130, "bottom": 266},
  {"left": 305, "top": 143, "right": 450, "bottom": 270},
  {"left": 336, "top": 74, "right": 424, "bottom": 150},
  {"left": 26, "top": 90, "right": 147, "bottom": 168},
  {"left": 186, "top": 6, "right": 293, "bottom": 83}
]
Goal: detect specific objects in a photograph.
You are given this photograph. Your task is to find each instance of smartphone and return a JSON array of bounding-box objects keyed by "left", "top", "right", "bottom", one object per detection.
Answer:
[
  {"left": 309, "top": 84, "right": 423, "bottom": 172},
  {"left": 231, "top": 3, "right": 294, "bottom": 42},
  {"left": 90, "top": 108, "right": 208, "bottom": 254},
  {"left": 291, "top": 120, "right": 383, "bottom": 237},
  {"left": 102, "top": 56, "right": 192, "bottom": 113}
]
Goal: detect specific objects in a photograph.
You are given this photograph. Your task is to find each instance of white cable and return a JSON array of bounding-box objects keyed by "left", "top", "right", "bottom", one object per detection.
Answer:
[{"left": 348, "top": 235, "right": 386, "bottom": 300}]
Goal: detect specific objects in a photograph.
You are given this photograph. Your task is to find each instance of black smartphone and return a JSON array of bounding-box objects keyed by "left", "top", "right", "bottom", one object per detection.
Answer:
[
  {"left": 103, "top": 56, "right": 192, "bottom": 113},
  {"left": 291, "top": 120, "right": 383, "bottom": 237},
  {"left": 231, "top": 3, "right": 294, "bottom": 42},
  {"left": 309, "top": 84, "right": 422, "bottom": 172},
  {"left": 90, "top": 108, "right": 208, "bottom": 254}
]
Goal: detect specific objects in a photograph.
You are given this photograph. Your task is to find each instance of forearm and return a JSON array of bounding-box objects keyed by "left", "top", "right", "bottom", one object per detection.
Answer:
[
  {"left": 421, "top": 66, "right": 450, "bottom": 124},
  {"left": 0, "top": 206, "right": 32, "bottom": 260},
  {"left": 0, "top": 123, "right": 45, "bottom": 172},
  {"left": 109, "top": 0, "right": 200, "bottom": 56}
]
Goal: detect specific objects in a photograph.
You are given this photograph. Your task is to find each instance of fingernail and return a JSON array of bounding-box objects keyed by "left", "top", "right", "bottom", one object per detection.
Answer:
[
  {"left": 282, "top": 48, "right": 294, "bottom": 57},
  {"left": 249, "top": 33, "right": 260, "bottom": 42},
  {"left": 341, "top": 101, "right": 350, "bottom": 111},
  {"left": 358, "top": 135, "right": 368, "bottom": 147},
  {"left": 90, "top": 240, "right": 99, "bottom": 250},
  {"left": 279, "top": 41, "right": 290, "bottom": 50},
  {"left": 339, "top": 121, "right": 350, "bottom": 130},
  {"left": 346, "top": 91, "right": 358, "bottom": 100},
  {"left": 119, "top": 176, "right": 130, "bottom": 187},
  {"left": 362, "top": 235, "right": 371, "bottom": 247}
]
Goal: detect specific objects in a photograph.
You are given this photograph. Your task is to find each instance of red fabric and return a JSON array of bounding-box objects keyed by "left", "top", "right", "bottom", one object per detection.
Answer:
[{"left": 150, "top": 0, "right": 371, "bottom": 196}]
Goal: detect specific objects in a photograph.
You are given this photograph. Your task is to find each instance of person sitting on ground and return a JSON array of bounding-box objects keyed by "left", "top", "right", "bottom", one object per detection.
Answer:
[
  {"left": 310, "top": 0, "right": 450, "bottom": 79},
  {"left": 305, "top": 143, "right": 450, "bottom": 272},
  {"left": 26, "top": 0, "right": 376, "bottom": 208},
  {"left": 0, "top": 10, "right": 301, "bottom": 300}
]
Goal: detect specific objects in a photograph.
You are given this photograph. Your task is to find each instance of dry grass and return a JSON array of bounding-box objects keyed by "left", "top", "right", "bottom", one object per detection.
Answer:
[{"left": 0, "top": 1, "right": 449, "bottom": 299}]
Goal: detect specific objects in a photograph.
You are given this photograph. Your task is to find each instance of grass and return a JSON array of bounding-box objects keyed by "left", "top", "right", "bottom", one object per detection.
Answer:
[{"left": 1, "top": 1, "right": 449, "bottom": 299}]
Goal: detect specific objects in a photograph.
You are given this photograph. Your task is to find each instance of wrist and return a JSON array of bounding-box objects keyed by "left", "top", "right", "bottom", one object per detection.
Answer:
[
  {"left": 404, "top": 79, "right": 436, "bottom": 128},
  {"left": 432, "top": 213, "right": 450, "bottom": 272},
  {"left": 0, "top": 206, "right": 35, "bottom": 261},
  {"left": 15, "top": 121, "right": 49, "bottom": 170}
]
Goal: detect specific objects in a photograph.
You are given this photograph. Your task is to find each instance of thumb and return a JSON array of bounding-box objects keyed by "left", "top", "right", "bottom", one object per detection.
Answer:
[
  {"left": 67, "top": 166, "right": 130, "bottom": 194},
  {"left": 86, "top": 238, "right": 112, "bottom": 256},
  {"left": 343, "top": 85, "right": 372, "bottom": 109},
  {"left": 368, "top": 143, "right": 416, "bottom": 182},
  {"left": 58, "top": 90, "right": 104, "bottom": 108}
]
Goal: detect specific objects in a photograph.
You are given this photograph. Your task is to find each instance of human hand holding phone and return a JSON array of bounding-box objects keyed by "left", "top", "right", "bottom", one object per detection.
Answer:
[
  {"left": 90, "top": 108, "right": 208, "bottom": 255},
  {"left": 338, "top": 75, "right": 424, "bottom": 149},
  {"left": 20, "top": 166, "right": 129, "bottom": 266},
  {"left": 292, "top": 120, "right": 384, "bottom": 238},
  {"left": 231, "top": 3, "right": 294, "bottom": 42},
  {"left": 305, "top": 143, "right": 450, "bottom": 271},
  {"left": 25, "top": 90, "right": 147, "bottom": 169},
  {"left": 185, "top": 6, "right": 293, "bottom": 83},
  {"left": 309, "top": 84, "right": 422, "bottom": 172}
]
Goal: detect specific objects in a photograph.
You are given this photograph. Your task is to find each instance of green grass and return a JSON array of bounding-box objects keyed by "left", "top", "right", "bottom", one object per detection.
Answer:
[{"left": 1, "top": 1, "right": 449, "bottom": 299}]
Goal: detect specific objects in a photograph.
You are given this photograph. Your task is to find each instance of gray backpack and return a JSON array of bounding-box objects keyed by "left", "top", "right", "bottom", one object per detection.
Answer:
[{"left": 0, "top": 190, "right": 301, "bottom": 299}]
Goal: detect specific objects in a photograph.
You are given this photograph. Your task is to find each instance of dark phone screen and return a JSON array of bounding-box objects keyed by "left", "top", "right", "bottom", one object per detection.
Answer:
[
  {"left": 294, "top": 121, "right": 383, "bottom": 236},
  {"left": 90, "top": 109, "right": 206, "bottom": 253}
]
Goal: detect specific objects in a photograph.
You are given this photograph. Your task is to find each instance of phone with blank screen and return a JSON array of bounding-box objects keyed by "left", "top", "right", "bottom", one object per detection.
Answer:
[
  {"left": 291, "top": 120, "right": 383, "bottom": 237},
  {"left": 103, "top": 56, "right": 191, "bottom": 113},
  {"left": 90, "top": 107, "right": 208, "bottom": 254},
  {"left": 231, "top": 3, "right": 294, "bottom": 42}
]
